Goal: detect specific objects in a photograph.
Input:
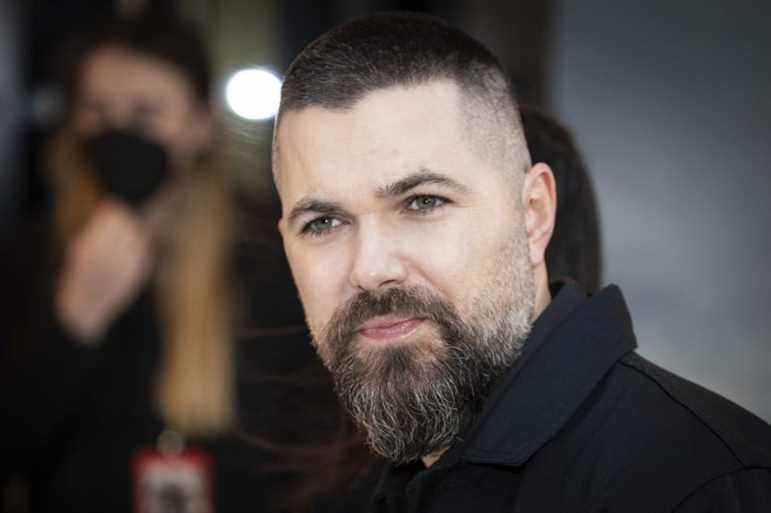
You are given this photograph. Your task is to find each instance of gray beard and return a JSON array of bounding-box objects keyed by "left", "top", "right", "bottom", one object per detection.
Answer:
[{"left": 318, "top": 284, "right": 534, "bottom": 464}]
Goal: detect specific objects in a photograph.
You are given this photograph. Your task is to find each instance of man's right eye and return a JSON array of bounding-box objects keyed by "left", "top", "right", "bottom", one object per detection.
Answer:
[{"left": 301, "top": 216, "right": 342, "bottom": 237}]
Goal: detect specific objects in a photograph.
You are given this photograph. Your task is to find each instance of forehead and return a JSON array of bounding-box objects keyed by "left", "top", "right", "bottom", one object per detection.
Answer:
[
  {"left": 79, "top": 46, "right": 194, "bottom": 102},
  {"left": 276, "top": 81, "right": 495, "bottom": 203}
]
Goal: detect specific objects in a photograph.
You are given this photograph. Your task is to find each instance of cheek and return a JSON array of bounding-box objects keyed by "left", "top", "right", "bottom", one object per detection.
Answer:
[
  {"left": 402, "top": 217, "right": 483, "bottom": 298},
  {"left": 149, "top": 100, "right": 199, "bottom": 154},
  {"left": 153, "top": 118, "right": 204, "bottom": 171},
  {"left": 287, "top": 243, "right": 350, "bottom": 330},
  {"left": 405, "top": 210, "right": 516, "bottom": 316},
  {"left": 153, "top": 113, "right": 188, "bottom": 150}
]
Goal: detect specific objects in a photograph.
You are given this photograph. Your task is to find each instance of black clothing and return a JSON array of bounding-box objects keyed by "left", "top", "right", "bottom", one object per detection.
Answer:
[
  {"left": 0, "top": 221, "right": 320, "bottom": 513},
  {"left": 0, "top": 289, "right": 315, "bottom": 513},
  {"left": 335, "top": 284, "right": 771, "bottom": 512}
]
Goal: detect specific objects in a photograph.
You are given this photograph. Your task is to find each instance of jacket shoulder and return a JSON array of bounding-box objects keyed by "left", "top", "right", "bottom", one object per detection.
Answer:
[
  {"left": 619, "top": 352, "right": 771, "bottom": 467},
  {"left": 556, "top": 352, "right": 771, "bottom": 513}
]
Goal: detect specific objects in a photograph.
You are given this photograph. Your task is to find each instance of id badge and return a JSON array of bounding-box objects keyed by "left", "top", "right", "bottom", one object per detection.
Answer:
[{"left": 132, "top": 431, "right": 214, "bottom": 513}]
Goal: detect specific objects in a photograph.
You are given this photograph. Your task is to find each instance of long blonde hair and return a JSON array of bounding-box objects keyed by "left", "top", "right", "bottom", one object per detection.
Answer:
[{"left": 48, "top": 129, "right": 234, "bottom": 436}]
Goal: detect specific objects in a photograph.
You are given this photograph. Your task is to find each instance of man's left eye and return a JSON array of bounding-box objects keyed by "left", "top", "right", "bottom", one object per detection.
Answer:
[{"left": 405, "top": 195, "right": 447, "bottom": 213}]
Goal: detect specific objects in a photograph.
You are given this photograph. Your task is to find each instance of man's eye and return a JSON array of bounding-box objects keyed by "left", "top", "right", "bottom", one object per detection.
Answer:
[
  {"left": 301, "top": 216, "right": 342, "bottom": 236},
  {"left": 405, "top": 195, "right": 447, "bottom": 213}
]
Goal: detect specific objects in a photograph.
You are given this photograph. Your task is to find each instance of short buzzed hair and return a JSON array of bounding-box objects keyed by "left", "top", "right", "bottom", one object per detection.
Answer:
[{"left": 274, "top": 12, "right": 530, "bottom": 179}]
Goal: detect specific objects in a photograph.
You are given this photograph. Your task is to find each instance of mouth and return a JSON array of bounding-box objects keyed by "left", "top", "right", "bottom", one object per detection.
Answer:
[{"left": 357, "top": 315, "right": 425, "bottom": 342}]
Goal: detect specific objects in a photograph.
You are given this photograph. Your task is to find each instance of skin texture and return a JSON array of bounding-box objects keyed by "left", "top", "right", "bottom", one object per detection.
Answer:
[
  {"left": 275, "top": 80, "right": 557, "bottom": 464},
  {"left": 56, "top": 46, "right": 211, "bottom": 341}
]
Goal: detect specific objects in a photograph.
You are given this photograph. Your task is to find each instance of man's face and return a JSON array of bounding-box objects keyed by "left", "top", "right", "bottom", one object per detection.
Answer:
[{"left": 276, "top": 80, "right": 535, "bottom": 462}]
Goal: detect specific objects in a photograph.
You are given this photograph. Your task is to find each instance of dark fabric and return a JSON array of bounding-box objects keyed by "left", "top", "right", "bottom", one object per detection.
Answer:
[
  {"left": 328, "top": 284, "right": 771, "bottom": 513},
  {"left": 0, "top": 220, "right": 318, "bottom": 513},
  {"left": 84, "top": 130, "right": 171, "bottom": 208},
  {"left": 0, "top": 290, "right": 310, "bottom": 513}
]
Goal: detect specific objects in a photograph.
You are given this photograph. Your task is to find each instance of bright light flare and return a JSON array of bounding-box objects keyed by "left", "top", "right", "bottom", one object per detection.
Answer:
[{"left": 224, "top": 67, "right": 282, "bottom": 121}]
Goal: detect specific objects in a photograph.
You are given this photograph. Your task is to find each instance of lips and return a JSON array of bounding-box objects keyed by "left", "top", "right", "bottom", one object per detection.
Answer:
[{"left": 357, "top": 315, "right": 425, "bottom": 341}]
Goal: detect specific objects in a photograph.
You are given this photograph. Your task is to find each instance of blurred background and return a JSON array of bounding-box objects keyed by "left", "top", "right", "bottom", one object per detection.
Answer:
[{"left": 2, "top": 0, "right": 769, "bottom": 432}]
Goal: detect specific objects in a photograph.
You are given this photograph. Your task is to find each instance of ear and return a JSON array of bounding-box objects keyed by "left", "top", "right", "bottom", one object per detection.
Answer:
[{"left": 521, "top": 162, "right": 557, "bottom": 267}]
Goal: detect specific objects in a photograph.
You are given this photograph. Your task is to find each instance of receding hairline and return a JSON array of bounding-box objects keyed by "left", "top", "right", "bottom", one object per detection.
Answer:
[{"left": 272, "top": 77, "right": 531, "bottom": 184}]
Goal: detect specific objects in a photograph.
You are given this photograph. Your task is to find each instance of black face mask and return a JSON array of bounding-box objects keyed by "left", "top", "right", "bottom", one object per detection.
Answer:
[{"left": 83, "top": 130, "right": 171, "bottom": 208}]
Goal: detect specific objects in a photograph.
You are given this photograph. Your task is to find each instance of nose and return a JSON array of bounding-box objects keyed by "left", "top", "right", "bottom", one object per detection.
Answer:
[{"left": 349, "top": 221, "right": 407, "bottom": 292}]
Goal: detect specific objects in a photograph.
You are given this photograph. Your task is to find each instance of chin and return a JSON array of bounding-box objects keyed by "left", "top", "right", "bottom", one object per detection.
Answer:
[{"left": 351, "top": 331, "right": 448, "bottom": 374}]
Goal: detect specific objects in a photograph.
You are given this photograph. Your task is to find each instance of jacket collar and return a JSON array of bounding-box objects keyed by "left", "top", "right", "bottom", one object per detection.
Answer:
[{"left": 458, "top": 283, "right": 638, "bottom": 466}]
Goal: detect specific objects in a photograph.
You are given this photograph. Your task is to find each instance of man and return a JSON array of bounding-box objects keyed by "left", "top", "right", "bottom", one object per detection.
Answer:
[{"left": 272, "top": 12, "right": 771, "bottom": 512}]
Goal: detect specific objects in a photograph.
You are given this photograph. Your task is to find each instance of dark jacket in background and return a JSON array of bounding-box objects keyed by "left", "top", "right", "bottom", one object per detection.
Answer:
[{"left": 331, "top": 284, "right": 771, "bottom": 512}]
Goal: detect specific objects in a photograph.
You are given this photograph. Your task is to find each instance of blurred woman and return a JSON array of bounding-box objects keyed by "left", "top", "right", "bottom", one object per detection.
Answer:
[
  {"left": 0, "top": 11, "right": 298, "bottom": 513},
  {"left": 53, "top": 11, "right": 232, "bottom": 435}
]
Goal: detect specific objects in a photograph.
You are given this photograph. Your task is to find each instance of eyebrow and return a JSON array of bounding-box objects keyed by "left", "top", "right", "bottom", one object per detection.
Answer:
[
  {"left": 286, "top": 169, "right": 470, "bottom": 227},
  {"left": 287, "top": 198, "right": 346, "bottom": 227},
  {"left": 375, "top": 169, "right": 470, "bottom": 198}
]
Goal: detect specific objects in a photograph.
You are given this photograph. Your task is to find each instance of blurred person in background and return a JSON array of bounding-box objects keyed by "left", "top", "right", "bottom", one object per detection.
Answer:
[{"left": 0, "top": 8, "right": 306, "bottom": 513}]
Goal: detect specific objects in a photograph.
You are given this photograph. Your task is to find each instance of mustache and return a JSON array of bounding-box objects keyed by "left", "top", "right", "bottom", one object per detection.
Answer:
[{"left": 322, "top": 287, "right": 460, "bottom": 350}]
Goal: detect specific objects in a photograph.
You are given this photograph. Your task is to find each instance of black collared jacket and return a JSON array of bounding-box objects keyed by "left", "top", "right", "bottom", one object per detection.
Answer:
[{"left": 331, "top": 284, "right": 771, "bottom": 512}]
